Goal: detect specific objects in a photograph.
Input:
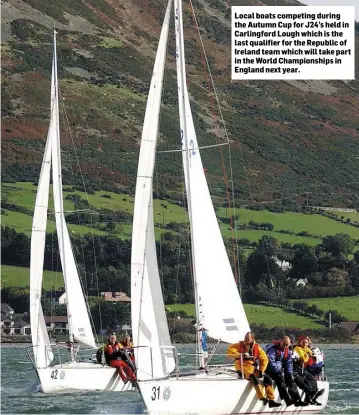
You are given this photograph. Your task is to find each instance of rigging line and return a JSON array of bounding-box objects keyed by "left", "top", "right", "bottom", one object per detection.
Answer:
[
  {"left": 157, "top": 142, "right": 228, "bottom": 153},
  {"left": 185, "top": 3, "right": 255, "bottom": 208},
  {"left": 154, "top": 157, "right": 165, "bottom": 290},
  {"left": 56, "top": 47, "right": 91, "bottom": 304},
  {"left": 154, "top": 25, "right": 171, "bottom": 293},
  {"left": 172, "top": 166, "right": 188, "bottom": 335},
  {"left": 188, "top": 0, "right": 240, "bottom": 282},
  {"left": 58, "top": 90, "right": 100, "bottom": 345}
]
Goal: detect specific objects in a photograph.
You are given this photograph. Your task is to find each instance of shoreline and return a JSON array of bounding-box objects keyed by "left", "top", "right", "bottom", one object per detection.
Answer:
[{"left": 2, "top": 341, "right": 359, "bottom": 347}]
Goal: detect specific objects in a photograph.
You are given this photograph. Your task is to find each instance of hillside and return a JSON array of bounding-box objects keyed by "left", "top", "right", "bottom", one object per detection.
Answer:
[
  {"left": 167, "top": 299, "right": 358, "bottom": 328},
  {"left": 2, "top": 0, "right": 359, "bottom": 209},
  {"left": 3, "top": 182, "right": 359, "bottom": 246}
]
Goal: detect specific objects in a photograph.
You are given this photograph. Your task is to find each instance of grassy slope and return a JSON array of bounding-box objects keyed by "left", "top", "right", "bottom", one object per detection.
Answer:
[
  {"left": 1, "top": 265, "right": 64, "bottom": 290},
  {"left": 328, "top": 210, "right": 359, "bottom": 222},
  {"left": 3, "top": 182, "right": 359, "bottom": 245},
  {"left": 218, "top": 208, "right": 359, "bottom": 240},
  {"left": 306, "top": 297, "right": 359, "bottom": 321},
  {"left": 1, "top": 210, "right": 107, "bottom": 237},
  {"left": 167, "top": 303, "right": 325, "bottom": 329}
]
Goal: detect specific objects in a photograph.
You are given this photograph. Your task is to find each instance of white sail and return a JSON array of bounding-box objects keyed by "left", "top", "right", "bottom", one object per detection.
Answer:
[
  {"left": 50, "top": 31, "right": 96, "bottom": 350},
  {"left": 131, "top": 0, "right": 175, "bottom": 380},
  {"left": 174, "top": 0, "right": 250, "bottom": 343},
  {"left": 29, "top": 56, "right": 55, "bottom": 367}
]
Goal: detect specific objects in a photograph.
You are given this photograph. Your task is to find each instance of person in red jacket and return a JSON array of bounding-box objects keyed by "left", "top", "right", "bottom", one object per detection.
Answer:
[{"left": 104, "top": 332, "right": 136, "bottom": 385}]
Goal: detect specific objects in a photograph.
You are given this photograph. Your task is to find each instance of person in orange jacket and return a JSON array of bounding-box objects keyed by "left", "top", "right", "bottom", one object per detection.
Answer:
[
  {"left": 227, "top": 332, "right": 281, "bottom": 408},
  {"left": 104, "top": 332, "right": 137, "bottom": 385}
]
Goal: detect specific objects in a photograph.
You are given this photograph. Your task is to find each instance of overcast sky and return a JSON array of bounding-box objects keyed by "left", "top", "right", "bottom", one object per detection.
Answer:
[{"left": 303, "top": 0, "right": 358, "bottom": 21}]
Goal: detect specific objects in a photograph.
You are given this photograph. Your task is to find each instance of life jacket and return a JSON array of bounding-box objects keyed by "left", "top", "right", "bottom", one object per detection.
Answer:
[
  {"left": 306, "top": 347, "right": 324, "bottom": 368},
  {"left": 104, "top": 341, "right": 123, "bottom": 362},
  {"left": 238, "top": 341, "right": 259, "bottom": 359},
  {"left": 96, "top": 345, "right": 105, "bottom": 363},
  {"left": 266, "top": 341, "right": 289, "bottom": 360}
]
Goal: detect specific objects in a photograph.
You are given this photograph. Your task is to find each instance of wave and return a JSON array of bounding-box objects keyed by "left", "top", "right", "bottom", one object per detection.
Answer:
[
  {"left": 89, "top": 402, "right": 144, "bottom": 414},
  {"left": 330, "top": 388, "right": 359, "bottom": 392},
  {"left": 1, "top": 381, "right": 41, "bottom": 396},
  {"left": 327, "top": 403, "right": 359, "bottom": 413}
]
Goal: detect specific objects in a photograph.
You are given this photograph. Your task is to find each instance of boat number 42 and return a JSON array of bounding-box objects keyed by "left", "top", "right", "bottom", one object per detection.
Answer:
[
  {"left": 50, "top": 370, "right": 65, "bottom": 380},
  {"left": 51, "top": 370, "right": 58, "bottom": 379}
]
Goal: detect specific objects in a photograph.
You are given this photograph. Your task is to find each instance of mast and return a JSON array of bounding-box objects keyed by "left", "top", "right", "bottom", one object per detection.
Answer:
[
  {"left": 51, "top": 29, "right": 75, "bottom": 360},
  {"left": 174, "top": 0, "right": 204, "bottom": 368}
]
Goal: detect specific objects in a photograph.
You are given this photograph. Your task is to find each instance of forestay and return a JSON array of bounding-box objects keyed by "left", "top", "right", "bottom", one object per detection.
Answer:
[
  {"left": 174, "top": 0, "right": 250, "bottom": 344},
  {"left": 131, "top": 0, "right": 175, "bottom": 380},
  {"left": 50, "top": 31, "right": 96, "bottom": 350}
]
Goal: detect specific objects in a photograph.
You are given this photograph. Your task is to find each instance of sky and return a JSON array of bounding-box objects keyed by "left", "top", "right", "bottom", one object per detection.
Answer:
[{"left": 303, "top": 0, "right": 359, "bottom": 21}]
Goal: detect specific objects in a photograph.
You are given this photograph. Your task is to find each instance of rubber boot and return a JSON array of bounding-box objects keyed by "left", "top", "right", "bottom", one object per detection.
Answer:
[{"left": 268, "top": 401, "right": 281, "bottom": 408}]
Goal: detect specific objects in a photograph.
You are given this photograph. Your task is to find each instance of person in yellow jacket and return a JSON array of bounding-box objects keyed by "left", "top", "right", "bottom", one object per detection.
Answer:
[
  {"left": 293, "top": 335, "right": 324, "bottom": 405},
  {"left": 227, "top": 332, "right": 281, "bottom": 408}
]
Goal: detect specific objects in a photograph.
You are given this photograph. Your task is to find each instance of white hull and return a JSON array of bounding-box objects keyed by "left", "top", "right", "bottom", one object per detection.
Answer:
[
  {"left": 37, "top": 362, "right": 136, "bottom": 393},
  {"left": 139, "top": 372, "right": 329, "bottom": 415}
]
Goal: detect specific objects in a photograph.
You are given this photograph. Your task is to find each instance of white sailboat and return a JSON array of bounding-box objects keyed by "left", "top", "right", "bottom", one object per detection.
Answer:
[
  {"left": 28, "top": 29, "right": 134, "bottom": 393},
  {"left": 131, "top": 0, "right": 330, "bottom": 413}
]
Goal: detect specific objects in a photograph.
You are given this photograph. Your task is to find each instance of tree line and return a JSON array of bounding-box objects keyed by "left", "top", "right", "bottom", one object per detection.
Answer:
[{"left": 1, "top": 226, "right": 358, "bottom": 333}]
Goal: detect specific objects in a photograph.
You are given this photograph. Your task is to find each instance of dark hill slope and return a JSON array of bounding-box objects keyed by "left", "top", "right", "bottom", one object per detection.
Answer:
[{"left": 2, "top": 0, "right": 359, "bottom": 207}]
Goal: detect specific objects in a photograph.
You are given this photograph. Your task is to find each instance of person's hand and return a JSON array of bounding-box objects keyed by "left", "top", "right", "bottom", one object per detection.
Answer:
[{"left": 244, "top": 352, "right": 250, "bottom": 358}]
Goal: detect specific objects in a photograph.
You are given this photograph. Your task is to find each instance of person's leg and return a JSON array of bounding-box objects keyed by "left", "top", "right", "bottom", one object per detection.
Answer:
[
  {"left": 285, "top": 373, "right": 307, "bottom": 406},
  {"left": 270, "top": 372, "right": 291, "bottom": 403},
  {"left": 246, "top": 367, "right": 265, "bottom": 401},
  {"left": 109, "top": 360, "right": 128, "bottom": 382},
  {"left": 263, "top": 375, "right": 281, "bottom": 407},
  {"left": 122, "top": 361, "right": 136, "bottom": 382}
]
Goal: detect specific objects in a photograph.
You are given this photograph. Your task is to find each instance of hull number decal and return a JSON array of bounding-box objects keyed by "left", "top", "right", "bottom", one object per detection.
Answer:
[
  {"left": 51, "top": 370, "right": 58, "bottom": 379},
  {"left": 151, "top": 386, "right": 160, "bottom": 400}
]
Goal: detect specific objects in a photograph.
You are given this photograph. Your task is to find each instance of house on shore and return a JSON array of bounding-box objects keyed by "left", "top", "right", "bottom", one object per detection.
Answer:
[{"left": 0, "top": 303, "right": 31, "bottom": 335}]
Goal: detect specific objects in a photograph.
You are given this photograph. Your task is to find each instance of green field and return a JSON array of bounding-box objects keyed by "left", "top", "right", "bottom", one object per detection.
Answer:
[
  {"left": 167, "top": 303, "right": 325, "bottom": 330},
  {"left": 306, "top": 296, "right": 359, "bottom": 321},
  {"left": 1, "top": 265, "right": 64, "bottom": 290},
  {"left": 2, "top": 182, "right": 359, "bottom": 246},
  {"left": 1, "top": 210, "right": 107, "bottom": 237},
  {"left": 218, "top": 208, "right": 359, "bottom": 240},
  {"left": 328, "top": 210, "right": 359, "bottom": 223}
]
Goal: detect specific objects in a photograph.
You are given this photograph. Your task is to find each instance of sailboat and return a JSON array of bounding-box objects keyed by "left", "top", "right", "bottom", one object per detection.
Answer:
[
  {"left": 131, "top": 0, "right": 330, "bottom": 413},
  {"left": 28, "top": 29, "right": 134, "bottom": 393}
]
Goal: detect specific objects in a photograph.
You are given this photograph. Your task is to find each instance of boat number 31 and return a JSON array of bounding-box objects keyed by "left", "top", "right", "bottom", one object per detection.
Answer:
[{"left": 151, "top": 386, "right": 171, "bottom": 401}]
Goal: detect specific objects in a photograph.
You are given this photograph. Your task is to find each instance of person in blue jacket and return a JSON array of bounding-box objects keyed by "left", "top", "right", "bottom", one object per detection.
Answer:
[{"left": 265, "top": 335, "right": 307, "bottom": 407}]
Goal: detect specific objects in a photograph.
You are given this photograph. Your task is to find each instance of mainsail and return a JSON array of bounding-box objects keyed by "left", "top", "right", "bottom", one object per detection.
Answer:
[
  {"left": 29, "top": 59, "right": 55, "bottom": 367},
  {"left": 174, "top": 0, "right": 250, "bottom": 344},
  {"left": 131, "top": 0, "right": 175, "bottom": 380},
  {"left": 49, "top": 31, "right": 96, "bottom": 350}
]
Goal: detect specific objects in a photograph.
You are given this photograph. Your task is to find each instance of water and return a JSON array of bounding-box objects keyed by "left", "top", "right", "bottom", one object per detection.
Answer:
[{"left": 1, "top": 344, "right": 359, "bottom": 414}]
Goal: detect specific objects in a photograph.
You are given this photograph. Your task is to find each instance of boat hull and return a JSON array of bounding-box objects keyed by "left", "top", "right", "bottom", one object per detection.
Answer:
[
  {"left": 138, "top": 373, "right": 329, "bottom": 414},
  {"left": 36, "top": 362, "right": 135, "bottom": 392}
]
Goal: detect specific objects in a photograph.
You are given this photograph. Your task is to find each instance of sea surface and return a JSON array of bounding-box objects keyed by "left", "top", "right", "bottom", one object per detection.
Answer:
[{"left": 1, "top": 344, "right": 359, "bottom": 414}]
